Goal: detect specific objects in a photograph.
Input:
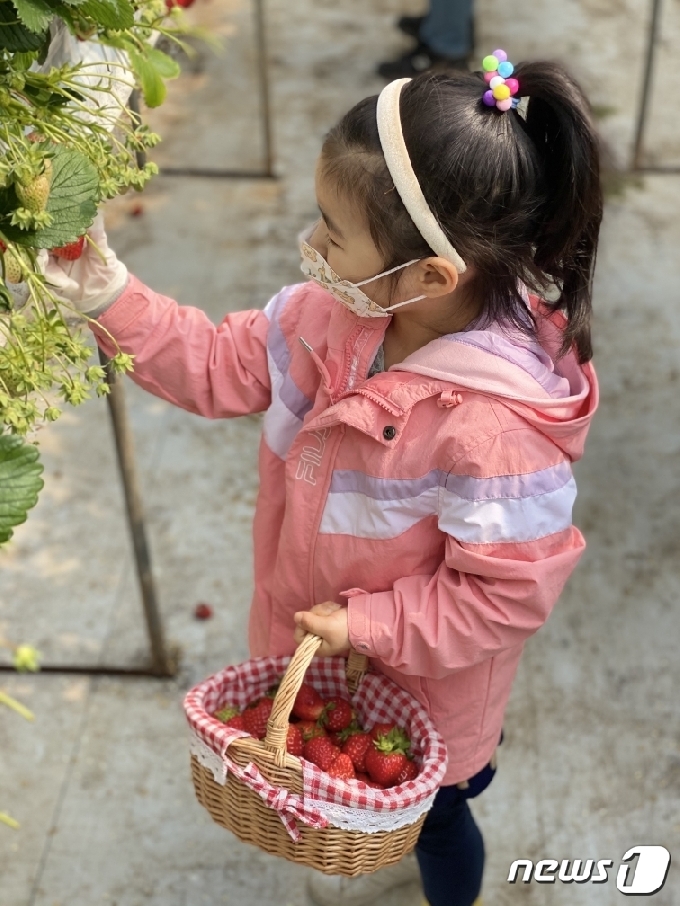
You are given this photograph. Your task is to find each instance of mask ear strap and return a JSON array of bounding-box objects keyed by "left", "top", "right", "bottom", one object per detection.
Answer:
[
  {"left": 355, "top": 258, "right": 422, "bottom": 287},
  {"left": 384, "top": 294, "right": 427, "bottom": 312}
]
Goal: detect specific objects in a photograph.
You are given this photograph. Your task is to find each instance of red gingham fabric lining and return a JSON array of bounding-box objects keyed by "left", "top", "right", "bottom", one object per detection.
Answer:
[{"left": 184, "top": 655, "right": 448, "bottom": 839}]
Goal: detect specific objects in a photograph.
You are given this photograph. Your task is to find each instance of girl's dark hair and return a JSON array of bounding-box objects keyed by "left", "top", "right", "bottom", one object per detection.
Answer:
[{"left": 321, "top": 64, "right": 602, "bottom": 362}]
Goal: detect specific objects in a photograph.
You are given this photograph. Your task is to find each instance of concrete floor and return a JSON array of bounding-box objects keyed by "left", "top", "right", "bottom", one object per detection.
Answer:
[{"left": 1, "top": 0, "right": 679, "bottom": 904}]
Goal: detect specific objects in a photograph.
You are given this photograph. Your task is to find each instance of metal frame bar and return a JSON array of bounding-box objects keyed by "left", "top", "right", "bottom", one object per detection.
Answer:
[
  {"left": 161, "top": 0, "right": 276, "bottom": 180},
  {"left": 631, "top": 0, "right": 677, "bottom": 173}
]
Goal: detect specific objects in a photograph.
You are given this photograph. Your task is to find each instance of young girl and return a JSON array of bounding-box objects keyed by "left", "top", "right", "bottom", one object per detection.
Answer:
[{"left": 44, "top": 55, "right": 601, "bottom": 906}]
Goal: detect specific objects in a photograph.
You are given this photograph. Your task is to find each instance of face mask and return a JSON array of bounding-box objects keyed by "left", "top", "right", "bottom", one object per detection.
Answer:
[{"left": 298, "top": 225, "right": 425, "bottom": 318}]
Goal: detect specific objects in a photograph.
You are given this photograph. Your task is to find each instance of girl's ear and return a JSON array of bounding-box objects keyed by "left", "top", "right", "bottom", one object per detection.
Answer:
[{"left": 416, "top": 257, "right": 459, "bottom": 297}]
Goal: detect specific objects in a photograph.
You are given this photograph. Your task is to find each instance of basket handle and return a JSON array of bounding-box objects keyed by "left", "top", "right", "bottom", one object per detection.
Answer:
[{"left": 264, "top": 635, "right": 369, "bottom": 765}]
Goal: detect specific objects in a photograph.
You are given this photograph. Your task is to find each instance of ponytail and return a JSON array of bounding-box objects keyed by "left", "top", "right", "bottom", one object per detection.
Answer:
[{"left": 514, "top": 62, "right": 602, "bottom": 361}]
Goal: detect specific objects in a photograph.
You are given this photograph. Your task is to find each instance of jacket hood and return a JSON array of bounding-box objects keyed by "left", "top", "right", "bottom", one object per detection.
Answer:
[{"left": 393, "top": 297, "right": 598, "bottom": 461}]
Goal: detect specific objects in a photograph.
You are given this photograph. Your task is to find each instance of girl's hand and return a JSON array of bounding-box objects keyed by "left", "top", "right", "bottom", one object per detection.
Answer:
[
  {"left": 40, "top": 212, "right": 128, "bottom": 314},
  {"left": 293, "top": 602, "right": 350, "bottom": 657}
]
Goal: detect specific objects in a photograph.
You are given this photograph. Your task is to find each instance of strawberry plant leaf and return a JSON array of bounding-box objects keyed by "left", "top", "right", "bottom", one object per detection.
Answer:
[
  {"left": 128, "top": 48, "right": 166, "bottom": 108},
  {"left": 78, "top": 0, "right": 133, "bottom": 29},
  {"left": 0, "top": 4, "right": 48, "bottom": 51},
  {"left": 11, "top": 0, "right": 53, "bottom": 34},
  {"left": 2, "top": 143, "right": 98, "bottom": 248},
  {"left": 0, "top": 436, "right": 44, "bottom": 545},
  {"left": 146, "top": 47, "right": 180, "bottom": 80}
]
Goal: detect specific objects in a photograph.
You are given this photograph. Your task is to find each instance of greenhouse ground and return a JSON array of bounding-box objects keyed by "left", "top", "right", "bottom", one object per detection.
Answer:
[{"left": 1, "top": 0, "right": 679, "bottom": 903}]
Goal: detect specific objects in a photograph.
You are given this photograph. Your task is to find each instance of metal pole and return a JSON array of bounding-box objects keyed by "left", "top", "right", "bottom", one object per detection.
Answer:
[
  {"left": 98, "top": 347, "right": 173, "bottom": 677},
  {"left": 632, "top": 0, "right": 663, "bottom": 170},
  {"left": 253, "top": 0, "right": 275, "bottom": 178}
]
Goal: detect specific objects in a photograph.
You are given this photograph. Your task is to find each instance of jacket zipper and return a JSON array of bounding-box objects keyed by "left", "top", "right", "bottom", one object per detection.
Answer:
[{"left": 307, "top": 424, "right": 346, "bottom": 606}]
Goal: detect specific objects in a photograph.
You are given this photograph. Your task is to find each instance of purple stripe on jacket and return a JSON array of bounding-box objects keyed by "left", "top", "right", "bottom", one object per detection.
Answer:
[
  {"left": 266, "top": 290, "right": 314, "bottom": 421},
  {"left": 329, "top": 461, "right": 573, "bottom": 502}
]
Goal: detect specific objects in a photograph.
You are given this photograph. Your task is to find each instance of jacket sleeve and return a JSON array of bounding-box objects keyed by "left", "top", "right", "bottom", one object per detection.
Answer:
[
  {"left": 346, "top": 429, "right": 586, "bottom": 680},
  {"left": 90, "top": 274, "right": 273, "bottom": 418}
]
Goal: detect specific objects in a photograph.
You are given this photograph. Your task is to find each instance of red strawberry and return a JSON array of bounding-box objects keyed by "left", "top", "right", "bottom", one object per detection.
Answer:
[
  {"left": 395, "top": 760, "right": 419, "bottom": 784},
  {"left": 365, "top": 729, "right": 411, "bottom": 787},
  {"left": 214, "top": 706, "right": 245, "bottom": 731},
  {"left": 355, "top": 772, "right": 385, "bottom": 789},
  {"left": 328, "top": 753, "right": 356, "bottom": 780},
  {"left": 225, "top": 714, "right": 245, "bottom": 730},
  {"left": 242, "top": 698, "right": 273, "bottom": 739},
  {"left": 286, "top": 724, "right": 304, "bottom": 757},
  {"left": 342, "top": 733, "right": 372, "bottom": 773},
  {"left": 52, "top": 236, "right": 85, "bottom": 261},
  {"left": 193, "top": 602, "right": 213, "bottom": 620},
  {"left": 369, "top": 722, "right": 398, "bottom": 741},
  {"left": 321, "top": 697, "right": 354, "bottom": 733},
  {"left": 296, "top": 720, "right": 327, "bottom": 742},
  {"left": 292, "top": 683, "right": 325, "bottom": 721},
  {"left": 303, "top": 736, "right": 340, "bottom": 772}
]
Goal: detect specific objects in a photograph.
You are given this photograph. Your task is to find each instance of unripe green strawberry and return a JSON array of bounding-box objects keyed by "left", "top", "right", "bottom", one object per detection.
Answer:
[
  {"left": 2, "top": 248, "right": 23, "bottom": 284},
  {"left": 16, "top": 174, "right": 50, "bottom": 214},
  {"left": 16, "top": 160, "right": 53, "bottom": 215}
]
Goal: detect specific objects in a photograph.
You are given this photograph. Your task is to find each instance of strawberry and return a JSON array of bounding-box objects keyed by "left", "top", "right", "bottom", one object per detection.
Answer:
[
  {"left": 286, "top": 724, "right": 304, "bottom": 757},
  {"left": 321, "top": 697, "right": 354, "bottom": 733},
  {"left": 292, "top": 683, "right": 325, "bottom": 721},
  {"left": 355, "top": 772, "right": 385, "bottom": 789},
  {"left": 303, "top": 736, "right": 340, "bottom": 772},
  {"left": 296, "top": 720, "right": 327, "bottom": 743},
  {"left": 52, "top": 236, "right": 85, "bottom": 261},
  {"left": 16, "top": 161, "right": 52, "bottom": 214},
  {"left": 369, "top": 722, "right": 398, "bottom": 741},
  {"left": 241, "top": 697, "right": 273, "bottom": 739},
  {"left": 328, "top": 753, "right": 356, "bottom": 781},
  {"left": 365, "top": 729, "right": 411, "bottom": 787},
  {"left": 395, "top": 759, "right": 419, "bottom": 784},
  {"left": 342, "top": 733, "right": 372, "bottom": 773},
  {"left": 2, "top": 249, "right": 22, "bottom": 284},
  {"left": 214, "top": 705, "right": 245, "bottom": 731},
  {"left": 193, "top": 602, "right": 213, "bottom": 620}
]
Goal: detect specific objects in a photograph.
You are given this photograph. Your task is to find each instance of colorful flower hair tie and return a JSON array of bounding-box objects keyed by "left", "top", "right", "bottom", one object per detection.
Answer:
[{"left": 481, "top": 49, "right": 520, "bottom": 112}]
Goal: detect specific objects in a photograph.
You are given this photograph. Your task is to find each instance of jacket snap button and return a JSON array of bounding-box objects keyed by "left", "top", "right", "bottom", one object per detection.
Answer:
[{"left": 383, "top": 426, "right": 396, "bottom": 440}]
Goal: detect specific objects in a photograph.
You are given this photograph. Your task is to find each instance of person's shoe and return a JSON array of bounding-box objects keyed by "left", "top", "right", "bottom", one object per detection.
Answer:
[
  {"left": 307, "top": 853, "right": 420, "bottom": 906},
  {"left": 397, "top": 14, "right": 425, "bottom": 39},
  {"left": 376, "top": 43, "right": 470, "bottom": 79}
]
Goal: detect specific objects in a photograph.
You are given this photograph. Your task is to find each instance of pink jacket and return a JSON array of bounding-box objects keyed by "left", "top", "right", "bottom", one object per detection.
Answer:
[{"left": 92, "top": 278, "right": 598, "bottom": 785}]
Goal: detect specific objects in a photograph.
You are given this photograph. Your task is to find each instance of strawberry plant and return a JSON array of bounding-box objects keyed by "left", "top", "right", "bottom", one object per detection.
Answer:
[{"left": 0, "top": 0, "right": 192, "bottom": 543}]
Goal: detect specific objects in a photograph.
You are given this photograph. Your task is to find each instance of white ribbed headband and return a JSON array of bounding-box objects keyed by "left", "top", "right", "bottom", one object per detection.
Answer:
[{"left": 376, "top": 78, "right": 467, "bottom": 273}]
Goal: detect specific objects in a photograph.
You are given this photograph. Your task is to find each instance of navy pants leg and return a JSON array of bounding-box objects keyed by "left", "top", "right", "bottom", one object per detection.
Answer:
[{"left": 415, "top": 785, "right": 484, "bottom": 906}]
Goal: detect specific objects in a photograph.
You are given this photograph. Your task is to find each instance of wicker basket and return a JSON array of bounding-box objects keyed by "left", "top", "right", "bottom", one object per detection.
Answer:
[{"left": 187, "top": 634, "right": 439, "bottom": 876}]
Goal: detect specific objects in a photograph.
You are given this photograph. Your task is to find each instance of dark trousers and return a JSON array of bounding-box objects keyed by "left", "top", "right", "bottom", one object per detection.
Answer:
[
  {"left": 415, "top": 731, "right": 503, "bottom": 906},
  {"left": 416, "top": 785, "right": 484, "bottom": 906}
]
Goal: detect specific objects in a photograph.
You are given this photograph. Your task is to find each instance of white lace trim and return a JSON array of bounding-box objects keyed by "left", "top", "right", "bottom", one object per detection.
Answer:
[
  {"left": 304, "top": 793, "right": 436, "bottom": 834},
  {"left": 189, "top": 732, "right": 228, "bottom": 785}
]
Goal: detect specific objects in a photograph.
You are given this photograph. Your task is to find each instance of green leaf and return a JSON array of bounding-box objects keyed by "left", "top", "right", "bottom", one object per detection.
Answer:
[
  {"left": 128, "top": 48, "right": 166, "bottom": 108},
  {"left": 78, "top": 0, "right": 133, "bottom": 29},
  {"left": 0, "top": 435, "right": 44, "bottom": 545},
  {"left": 12, "top": 0, "right": 53, "bottom": 34},
  {"left": 3, "top": 143, "right": 98, "bottom": 248},
  {"left": 146, "top": 47, "right": 180, "bottom": 80},
  {"left": 0, "top": 3, "right": 48, "bottom": 51}
]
